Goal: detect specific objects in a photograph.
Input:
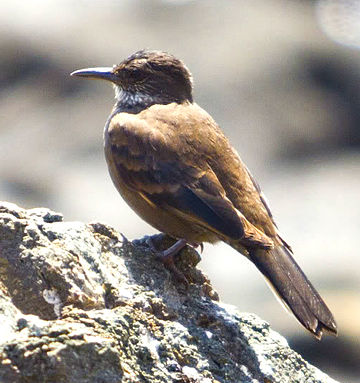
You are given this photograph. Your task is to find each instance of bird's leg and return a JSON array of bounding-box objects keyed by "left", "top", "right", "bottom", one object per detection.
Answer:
[
  {"left": 159, "top": 238, "right": 187, "bottom": 257},
  {"left": 145, "top": 235, "right": 187, "bottom": 257},
  {"left": 146, "top": 236, "right": 188, "bottom": 284}
]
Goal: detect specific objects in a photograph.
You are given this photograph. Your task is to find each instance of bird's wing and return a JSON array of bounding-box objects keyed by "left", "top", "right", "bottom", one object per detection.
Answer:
[{"left": 106, "top": 107, "right": 273, "bottom": 248}]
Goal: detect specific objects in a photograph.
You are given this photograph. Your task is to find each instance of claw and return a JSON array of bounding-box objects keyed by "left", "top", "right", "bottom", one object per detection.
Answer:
[
  {"left": 145, "top": 235, "right": 189, "bottom": 285},
  {"left": 145, "top": 235, "right": 157, "bottom": 252},
  {"left": 160, "top": 254, "right": 189, "bottom": 286},
  {"left": 189, "top": 242, "right": 204, "bottom": 253},
  {"left": 120, "top": 233, "right": 129, "bottom": 244}
]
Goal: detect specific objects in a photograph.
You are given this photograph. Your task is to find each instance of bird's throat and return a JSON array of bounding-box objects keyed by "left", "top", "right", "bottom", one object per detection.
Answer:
[
  {"left": 114, "top": 86, "right": 164, "bottom": 114},
  {"left": 113, "top": 85, "right": 190, "bottom": 114}
]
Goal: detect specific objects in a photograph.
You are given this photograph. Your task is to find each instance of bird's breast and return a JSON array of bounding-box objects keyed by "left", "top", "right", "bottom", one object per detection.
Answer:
[{"left": 103, "top": 125, "right": 219, "bottom": 244}]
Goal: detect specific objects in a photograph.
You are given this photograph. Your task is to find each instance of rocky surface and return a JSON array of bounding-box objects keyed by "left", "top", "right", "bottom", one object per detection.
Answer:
[
  {"left": 0, "top": 202, "right": 339, "bottom": 383},
  {"left": 1, "top": 5, "right": 360, "bottom": 380},
  {"left": 0, "top": 2, "right": 358, "bottom": 382}
]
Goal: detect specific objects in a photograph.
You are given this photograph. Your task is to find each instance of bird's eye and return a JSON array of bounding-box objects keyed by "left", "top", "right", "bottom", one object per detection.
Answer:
[{"left": 129, "top": 68, "right": 144, "bottom": 81}]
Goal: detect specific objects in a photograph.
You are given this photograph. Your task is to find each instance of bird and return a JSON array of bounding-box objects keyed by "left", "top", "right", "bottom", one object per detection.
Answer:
[{"left": 71, "top": 49, "right": 337, "bottom": 339}]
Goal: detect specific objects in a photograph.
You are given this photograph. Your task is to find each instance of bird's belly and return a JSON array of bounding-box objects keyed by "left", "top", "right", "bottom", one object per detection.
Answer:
[{"left": 104, "top": 146, "right": 218, "bottom": 244}]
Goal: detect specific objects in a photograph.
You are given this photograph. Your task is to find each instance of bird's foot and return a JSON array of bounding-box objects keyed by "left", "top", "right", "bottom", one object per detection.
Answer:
[
  {"left": 191, "top": 242, "right": 204, "bottom": 253},
  {"left": 145, "top": 235, "right": 189, "bottom": 285}
]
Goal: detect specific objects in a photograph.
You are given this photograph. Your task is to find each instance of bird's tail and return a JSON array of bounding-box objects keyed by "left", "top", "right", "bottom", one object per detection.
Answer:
[{"left": 246, "top": 245, "right": 337, "bottom": 339}]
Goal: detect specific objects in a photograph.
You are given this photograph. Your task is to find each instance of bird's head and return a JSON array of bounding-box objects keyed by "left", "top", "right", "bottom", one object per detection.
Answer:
[{"left": 71, "top": 50, "right": 193, "bottom": 109}]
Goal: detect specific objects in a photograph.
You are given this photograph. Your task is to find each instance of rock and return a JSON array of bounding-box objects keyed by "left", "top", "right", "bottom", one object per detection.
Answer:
[{"left": 0, "top": 201, "right": 338, "bottom": 383}]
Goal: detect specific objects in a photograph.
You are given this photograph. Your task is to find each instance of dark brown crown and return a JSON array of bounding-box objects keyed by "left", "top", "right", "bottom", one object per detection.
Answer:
[{"left": 112, "top": 50, "right": 193, "bottom": 103}]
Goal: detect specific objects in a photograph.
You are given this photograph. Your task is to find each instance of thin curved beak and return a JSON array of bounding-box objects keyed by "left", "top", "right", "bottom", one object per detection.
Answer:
[{"left": 70, "top": 67, "right": 117, "bottom": 83}]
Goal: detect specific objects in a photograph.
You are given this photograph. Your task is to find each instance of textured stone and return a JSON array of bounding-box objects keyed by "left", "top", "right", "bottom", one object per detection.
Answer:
[{"left": 0, "top": 202, "right": 338, "bottom": 383}]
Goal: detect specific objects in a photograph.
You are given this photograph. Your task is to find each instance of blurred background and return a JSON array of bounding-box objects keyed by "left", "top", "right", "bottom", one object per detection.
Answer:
[{"left": 1, "top": 0, "right": 359, "bottom": 381}]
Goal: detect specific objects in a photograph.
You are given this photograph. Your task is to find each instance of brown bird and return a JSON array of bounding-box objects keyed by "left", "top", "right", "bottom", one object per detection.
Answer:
[{"left": 71, "top": 50, "right": 337, "bottom": 339}]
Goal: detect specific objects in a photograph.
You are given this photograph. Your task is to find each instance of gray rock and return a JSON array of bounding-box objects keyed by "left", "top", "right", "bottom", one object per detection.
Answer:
[{"left": 0, "top": 201, "right": 338, "bottom": 383}]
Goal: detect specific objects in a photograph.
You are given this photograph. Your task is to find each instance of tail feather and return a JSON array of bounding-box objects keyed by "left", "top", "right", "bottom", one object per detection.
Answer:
[{"left": 249, "top": 246, "right": 337, "bottom": 339}]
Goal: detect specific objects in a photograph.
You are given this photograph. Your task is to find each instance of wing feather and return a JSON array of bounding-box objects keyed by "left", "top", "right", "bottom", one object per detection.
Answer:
[{"left": 106, "top": 107, "right": 274, "bottom": 248}]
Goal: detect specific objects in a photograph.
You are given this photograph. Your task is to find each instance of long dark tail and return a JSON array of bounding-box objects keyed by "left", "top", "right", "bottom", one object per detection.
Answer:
[{"left": 248, "top": 245, "right": 337, "bottom": 339}]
